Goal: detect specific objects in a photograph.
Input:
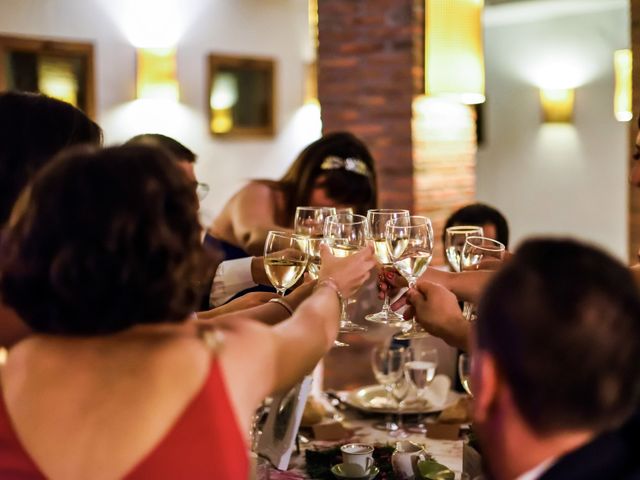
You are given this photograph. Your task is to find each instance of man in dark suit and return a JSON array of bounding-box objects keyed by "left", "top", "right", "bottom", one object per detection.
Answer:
[{"left": 469, "top": 239, "right": 640, "bottom": 480}]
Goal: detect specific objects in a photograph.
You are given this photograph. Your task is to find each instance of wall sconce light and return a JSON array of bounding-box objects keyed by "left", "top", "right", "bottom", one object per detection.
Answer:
[
  {"left": 425, "top": 0, "right": 485, "bottom": 105},
  {"left": 614, "top": 49, "right": 632, "bottom": 122},
  {"left": 136, "top": 47, "right": 179, "bottom": 101},
  {"left": 540, "top": 88, "right": 575, "bottom": 123}
]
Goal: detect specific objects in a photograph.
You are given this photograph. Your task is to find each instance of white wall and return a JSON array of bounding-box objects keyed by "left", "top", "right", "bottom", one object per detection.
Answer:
[
  {"left": 477, "top": 1, "right": 630, "bottom": 259},
  {"left": 0, "top": 0, "right": 322, "bottom": 225}
]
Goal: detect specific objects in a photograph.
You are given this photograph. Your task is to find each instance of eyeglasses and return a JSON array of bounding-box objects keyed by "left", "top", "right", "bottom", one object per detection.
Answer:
[{"left": 195, "top": 182, "right": 210, "bottom": 201}]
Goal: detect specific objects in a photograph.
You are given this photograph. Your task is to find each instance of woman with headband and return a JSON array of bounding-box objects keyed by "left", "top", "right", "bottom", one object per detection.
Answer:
[{"left": 208, "top": 131, "right": 378, "bottom": 258}]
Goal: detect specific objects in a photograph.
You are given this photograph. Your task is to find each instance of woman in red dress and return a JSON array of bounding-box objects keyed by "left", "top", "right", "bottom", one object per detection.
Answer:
[{"left": 0, "top": 145, "right": 375, "bottom": 479}]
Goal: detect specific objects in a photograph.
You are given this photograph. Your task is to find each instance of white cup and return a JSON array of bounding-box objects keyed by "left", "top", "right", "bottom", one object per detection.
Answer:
[
  {"left": 391, "top": 441, "right": 427, "bottom": 480},
  {"left": 340, "top": 443, "right": 374, "bottom": 475}
]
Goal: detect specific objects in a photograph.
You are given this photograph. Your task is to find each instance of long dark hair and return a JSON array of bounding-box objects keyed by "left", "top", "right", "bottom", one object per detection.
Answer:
[{"left": 262, "top": 132, "right": 378, "bottom": 226}]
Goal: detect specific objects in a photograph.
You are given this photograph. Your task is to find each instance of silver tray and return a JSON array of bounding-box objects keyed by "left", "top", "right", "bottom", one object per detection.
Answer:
[{"left": 342, "top": 385, "right": 461, "bottom": 415}]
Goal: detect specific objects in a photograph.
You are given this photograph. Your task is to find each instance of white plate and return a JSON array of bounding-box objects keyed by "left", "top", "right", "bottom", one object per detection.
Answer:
[{"left": 343, "top": 385, "right": 461, "bottom": 415}]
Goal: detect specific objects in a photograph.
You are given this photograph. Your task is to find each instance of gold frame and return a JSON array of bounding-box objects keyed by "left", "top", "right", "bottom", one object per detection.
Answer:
[
  {"left": 207, "top": 53, "right": 275, "bottom": 137},
  {"left": 0, "top": 34, "right": 95, "bottom": 118}
]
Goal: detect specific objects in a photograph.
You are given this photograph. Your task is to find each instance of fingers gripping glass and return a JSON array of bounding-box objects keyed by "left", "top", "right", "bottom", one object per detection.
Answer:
[
  {"left": 386, "top": 216, "right": 434, "bottom": 340},
  {"left": 263, "top": 231, "right": 308, "bottom": 296},
  {"left": 365, "top": 209, "right": 410, "bottom": 326},
  {"left": 323, "top": 213, "right": 369, "bottom": 334}
]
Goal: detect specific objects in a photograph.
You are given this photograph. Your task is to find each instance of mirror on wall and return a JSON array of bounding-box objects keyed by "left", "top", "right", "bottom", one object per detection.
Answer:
[
  {"left": 208, "top": 53, "right": 275, "bottom": 137},
  {"left": 0, "top": 35, "right": 95, "bottom": 117}
]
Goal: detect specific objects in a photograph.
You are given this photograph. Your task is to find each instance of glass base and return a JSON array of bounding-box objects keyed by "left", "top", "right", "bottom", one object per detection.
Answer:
[
  {"left": 333, "top": 339, "right": 349, "bottom": 347},
  {"left": 365, "top": 309, "right": 407, "bottom": 326},
  {"left": 339, "top": 322, "right": 367, "bottom": 333},
  {"left": 373, "top": 420, "right": 399, "bottom": 432},
  {"left": 394, "top": 329, "right": 430, "bottom": 340}
]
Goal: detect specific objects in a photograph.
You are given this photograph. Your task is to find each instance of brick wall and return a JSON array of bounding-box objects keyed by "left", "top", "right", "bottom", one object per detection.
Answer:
[
  {"left": 317, "top": 0, "right": 477, "bottom": 265},
  {"left": 317, "top": 0, "right": 416, "bottom": 210}
]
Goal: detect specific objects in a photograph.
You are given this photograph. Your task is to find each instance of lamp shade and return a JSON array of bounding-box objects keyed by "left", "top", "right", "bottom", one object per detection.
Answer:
[
  {"left": 540, "top": 88, "right": 574, "bottom": 123},
  {"left": 614, "top": 49, "right": 632, "bottom": 122},
  {"left": 136, "top": 47, "right": 179, "bottom": 101},
  {"left": 425, "top": 0, "right": 485, "bottom": 105}
]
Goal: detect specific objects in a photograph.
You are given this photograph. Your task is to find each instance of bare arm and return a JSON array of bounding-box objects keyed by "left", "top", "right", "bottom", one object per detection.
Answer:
[
  {"left": 229, "top": 183, "right": 290, "bottom": 255},
  {"left": 196, "top": 280, "right": 315, "bottom": 325},
  {"left": 217, "top": 245, "right": 376, "bottom": 429}
]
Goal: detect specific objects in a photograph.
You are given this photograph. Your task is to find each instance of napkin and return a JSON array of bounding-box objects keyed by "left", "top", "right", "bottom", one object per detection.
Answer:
[{"left": 422, "top": 374, "right": 451, "bottom": 408}]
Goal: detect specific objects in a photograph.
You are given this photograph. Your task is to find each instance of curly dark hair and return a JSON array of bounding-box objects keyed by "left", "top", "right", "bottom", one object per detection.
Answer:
[
  {"left": 0, "top": 91, "right": 102, "bottom": 226},
  {"left": 0, "top": 145, "right": 205, "bottom": 335}
]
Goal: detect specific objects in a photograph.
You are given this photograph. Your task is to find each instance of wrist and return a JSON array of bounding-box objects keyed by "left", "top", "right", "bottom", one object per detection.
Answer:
[{"left": 315, "top": 277, "right": 344, "bottom": 308}]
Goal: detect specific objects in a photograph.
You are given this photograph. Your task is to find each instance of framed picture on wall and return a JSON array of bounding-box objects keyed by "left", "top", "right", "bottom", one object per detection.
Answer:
[
  {"left": 0, "top": 34, "right": 95, "bottom": 118},
  {"left": 207, "top": 53, "right": 275, "bottom": 137}
]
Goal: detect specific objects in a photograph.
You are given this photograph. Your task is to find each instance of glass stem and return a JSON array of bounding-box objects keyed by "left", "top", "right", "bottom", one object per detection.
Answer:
[
  {"left": 381, "top": 291, "right": 391, "bottom": 313},
  {"left": 341, "top": 297, "right": 349, "bottom": 322}
]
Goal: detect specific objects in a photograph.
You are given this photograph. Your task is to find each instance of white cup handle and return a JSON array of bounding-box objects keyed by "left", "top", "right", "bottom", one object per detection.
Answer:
[{"left": 365, "top": 457, "right": 373, "bottom": 470}]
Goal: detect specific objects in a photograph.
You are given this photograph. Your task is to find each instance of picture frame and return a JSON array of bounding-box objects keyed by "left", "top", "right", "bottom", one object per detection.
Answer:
[
  {"left": 0, "top": 34, "right": 95, "bottom": 118},
  {"left": 207, "top": 53, "right": 275, "bottom": 137},
  {"left": 257, "top": 375, "right": 313, "bottom": 470}
]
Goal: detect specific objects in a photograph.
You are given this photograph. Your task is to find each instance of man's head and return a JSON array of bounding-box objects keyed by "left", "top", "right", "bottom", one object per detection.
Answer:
[
  {"left": 443, "top": 203, "right": 509, "bottom": 248},
  {"left": 473, "top": 238, "right": 640, "bottom": 451},
  {"left": 126, "top": 133, "right": 197, "bottom": 182}
]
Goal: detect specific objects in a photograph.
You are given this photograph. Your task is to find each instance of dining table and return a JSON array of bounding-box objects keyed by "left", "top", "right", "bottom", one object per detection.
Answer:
[{"left": 264, "top": 387, "right": 469, "bottom": 480}]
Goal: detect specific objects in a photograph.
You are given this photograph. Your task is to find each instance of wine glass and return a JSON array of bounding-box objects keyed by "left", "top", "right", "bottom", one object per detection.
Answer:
[
  {"left": 390, "top": 376, "right": 411, "bottom": 438},
  {"left": 461, "top": 236, "right": 506, "bottom": 321},
  {"left": 445, "top": 225, "right": 484, "bottom": 272},
  {"left": 404, "top": 347, "right": 439, "bottom": 434},
  {"left": 458, "top": 353, "right": 473, "bottom": 396},
  {"left": 371, "top": 345, "right": 406, "bottom": 432},
  {"left": 323, "top": 213, "right": 369, "bottom": 333},
  {"left": 365, "top": 209, "right": 410, "bottom": 326},
  {"left": 263, "top": 231, "right": 308, "bottom": 297},
  {"left": 386, "top": 216, "right": 434, "bottom": 339},
  {"left": 294, "top": 206, "right": 336, "bottom": 280}
]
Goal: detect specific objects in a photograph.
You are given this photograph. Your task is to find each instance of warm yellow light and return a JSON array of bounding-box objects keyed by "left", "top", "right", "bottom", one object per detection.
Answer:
[
  {"left": 425, "top": 0, "right": 485, "bottom": 105},
  {"left": 38, "top": 57, "right": 78, "bottom": 107},
  {"left": 540, "top": 88, "right": 575, "bottom": 123},
  {"left": 136, "top": 48, "right": 179, "bottom": 101},
  {"left": 614, "top": 49, "right": 632, "bottom": 122}
]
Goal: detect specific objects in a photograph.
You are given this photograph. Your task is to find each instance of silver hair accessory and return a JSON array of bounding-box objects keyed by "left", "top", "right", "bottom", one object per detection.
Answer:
[{"left": 320, "top": 156, "right": 371, "bottom": 178}]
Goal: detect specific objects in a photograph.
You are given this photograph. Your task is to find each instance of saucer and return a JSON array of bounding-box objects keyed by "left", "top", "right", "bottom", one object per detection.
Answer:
[
  {"left": 417, "top": 459, "right": 455, "bottom": 479},
  {"left": 331, "top": 463, "right": 379, "bottom": 480}
]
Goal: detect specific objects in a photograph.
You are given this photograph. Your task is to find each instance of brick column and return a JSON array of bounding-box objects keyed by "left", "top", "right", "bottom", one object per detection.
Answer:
[
  {"left": 317, "top": 0, "right": 417, "bottom": 210},
  {"left": 317, "top": 0, "right": 477, "bottom": 266}
]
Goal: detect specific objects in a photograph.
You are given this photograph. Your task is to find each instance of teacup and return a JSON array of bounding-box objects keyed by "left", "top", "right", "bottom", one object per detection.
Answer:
[
  {"left": 340, "top": 443, "right": 374, "bottom": 475},
  {"left": 391, "top": 441, "right": 427, "bottom": 480}
]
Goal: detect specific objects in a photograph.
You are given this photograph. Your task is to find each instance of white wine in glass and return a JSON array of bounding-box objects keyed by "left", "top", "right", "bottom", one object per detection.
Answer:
[
  {"left": 263, "top": 231, "right": 308, "bottom": 296},
  {"left": 445, "top": 226, "right": 484, "bottom": 272},
  {"left": 294, "top": 207, "right": 336, "bottom": 280},
  {"left": 365, "top": 209, "right": 410, "bottom": 326},
  {"left": 323, "top": 213, "right": 369, "bottom": 334},
  {"left": 461, "top": 236, "right": 506, "bottom": 321},
  {"left": 386, "top": 216, "right": 434, "bottom": 339}
]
